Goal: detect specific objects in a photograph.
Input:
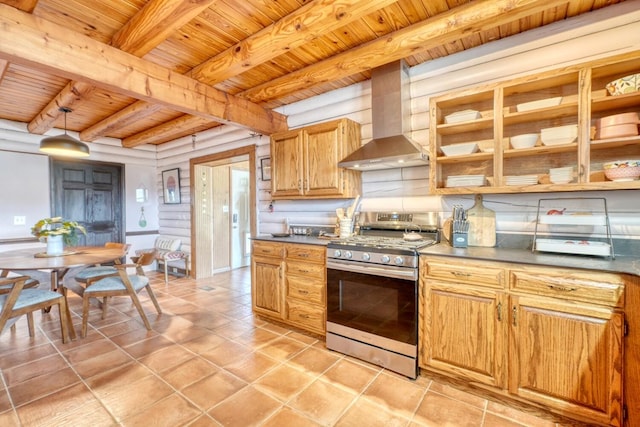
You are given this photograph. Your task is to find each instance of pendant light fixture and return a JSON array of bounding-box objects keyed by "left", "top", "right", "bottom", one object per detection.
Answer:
[{"left": 39, "top": 107, "right": 90, "bottom": 157}]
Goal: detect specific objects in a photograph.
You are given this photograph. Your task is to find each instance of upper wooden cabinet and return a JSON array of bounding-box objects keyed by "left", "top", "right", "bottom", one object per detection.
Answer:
[
  {"left": 270, "top": 118, "right": 362, "bottom": 199},
  {"left": 429, "top": 50, "right": 640, "bottom": 194}
]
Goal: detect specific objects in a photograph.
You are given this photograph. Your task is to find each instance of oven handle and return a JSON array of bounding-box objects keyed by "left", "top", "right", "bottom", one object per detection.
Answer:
[{"left": 327, "top": 259, "right": 417, "bottom": 281}]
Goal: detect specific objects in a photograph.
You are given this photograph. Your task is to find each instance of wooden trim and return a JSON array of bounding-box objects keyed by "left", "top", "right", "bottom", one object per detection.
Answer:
[{"left": 189, "top": 145, "right": 257, "bottom": 279}]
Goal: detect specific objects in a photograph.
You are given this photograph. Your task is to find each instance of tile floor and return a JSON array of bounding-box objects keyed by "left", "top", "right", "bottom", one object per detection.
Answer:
[{"left": 0, "top": 267, "right": 592, "bottom": 426}]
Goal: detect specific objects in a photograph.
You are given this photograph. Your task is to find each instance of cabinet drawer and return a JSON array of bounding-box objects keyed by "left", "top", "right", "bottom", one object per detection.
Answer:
[
  {"left": 286, "top": 299, "right": 325, "bottom": 333},
  {"left": 510, "top": 268, "right": 625, "bottom": 307},
  {"left": 286, "top": 260, "right": 325, "bottom": 279},
  {"left": 422, "top": 258, "right": 506, "bottom": 289},
  {"left": 286, "top": 244, "right": 325, "bottom": 263},
  {"left": 287, "top": 275, "right": 325, "bottom": 305},
  {"left": 253, "top": 241, "right": 284, "bottom": 258}
]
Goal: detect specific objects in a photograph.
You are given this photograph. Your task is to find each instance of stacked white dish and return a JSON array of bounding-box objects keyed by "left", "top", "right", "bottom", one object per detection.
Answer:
[
  {"left": 549, "top": 166, "right": 573, "bottom": 184},
  {"left": 505, "top": 175, "right": 538, "bottom": 186},
  {"left": 540, "top": 124, "right": 578, "bottom": 146},
  {"left": 446, "top": 175, "right": 486, "bottom": 187},
  {"left": 444, "top": 109, "right": 481, "bottom": 124},
  {"left": 440, "top": 142, "right": 479, "bottom": 157}
]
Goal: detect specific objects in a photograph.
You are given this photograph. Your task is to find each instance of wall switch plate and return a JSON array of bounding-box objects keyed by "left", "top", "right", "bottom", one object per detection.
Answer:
[{"left": 13, "top": 216, "right": 26, "bottom": 225}]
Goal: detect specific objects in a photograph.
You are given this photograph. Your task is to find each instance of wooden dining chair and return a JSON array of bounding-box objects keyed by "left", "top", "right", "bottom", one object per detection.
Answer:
[
  {"left": 0, "top": 275, "right": 70, "bottom": 343},
  {"left": 72, "top": 242, "right": 131, "bottom": 295},
  {"left": 81, "top": 251, "right": 161, "bottom": 337}
]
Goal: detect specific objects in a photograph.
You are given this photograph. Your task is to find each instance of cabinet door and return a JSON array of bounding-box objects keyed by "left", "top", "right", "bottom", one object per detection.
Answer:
[
  {"left": 251, "top": 255, "right": 284, "bottom": 318},
  {"left": 420, "top": 281, "right": 508, "bottom": 389},
  {"left": 509, "top": 295, "right": 623, "bottom": 426},
  {"left": 303, "top": 120, "right": 345, "bottom": 197},
  {"left": 271, "top": 129, "right": 304, "bottom": 197}
]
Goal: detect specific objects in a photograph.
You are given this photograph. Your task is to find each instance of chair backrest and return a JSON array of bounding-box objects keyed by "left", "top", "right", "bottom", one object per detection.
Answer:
[
  {"left": 105, "top": 242, "right": 131, "bottom": 264},
  {"left": 136, "top": 251, "right": 157, "bottom": 267},
  {"left": 154, "top": 237, "right": 181, "bottom": 252}
]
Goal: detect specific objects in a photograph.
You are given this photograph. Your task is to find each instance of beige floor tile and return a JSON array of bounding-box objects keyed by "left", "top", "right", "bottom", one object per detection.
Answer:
[
  {"left": 486, "top": 401, "right": 557, "bottom": 426},
  {"left": 200, "top": 340, "right": 253, "bottom": 367},
  {"left": 428, "top": 380, "right": 488, "bottom": 409},
  {"left": 413, "top": 391, "right": 484, "bottom": 427},
  {"left": 0, "top": 409, "right": 20, "bottom": 426},
  {"left": 286, "top": 345, "right": 341, "bottom": 375},
  {"left": 120, "top": 393, "right": 202, "bottom": 426},
  {"left": 335, "top": 396, "right": 410, "bottom": 427},
  {"left": 362, "top": 372, "right": 427, "bottom": 419},
  {"left": 0, "top": 343, "right": 57, "bottom": 370},
  {"left": 159, "top": 356, "right": 219, "bottom": 390},
  {"left": 183, "top": 414, "right": 221, "bottom": 427},
  {"left": 254, "top": 364, "right": 316, "bottom": 402},
  {"left": 223, "top": 351, "right": 280, "bottom": 382},
  {"left": 207, "top": 385, "right": 282, "bottom": 427},
  {"left": 180, "top": 331, "right": 228, "bottom": 354},
  {"left": 288, "top": 379, "right": 357, "bottom": 425},
  {"left": 261, "top": 406, "right": 323, "bottom": 427},
  {"left": 15, "top": 383, "right": 115, "bottom": 426},
  {"left": 85, "top": 361, "right": 153, "bottom": 397},
  {"left": 320, "top": 358, "right": 379, "bottom": 393},
  {"left": 61, "top": 337, "right": 119, "bottom": 364},
  {"left": 181, "top": 370, "right": 247, "bottom": 410},
  {"left": 72, "top": 348, "right": 133, "bottom": 379},
  {"left": 257, "top": 336, "right": 308, "bottom": 362},
  {"left": 137, "top": 343, "right": 195, "bottom": 373},
  {"left": 234, "top": 327, "right": 282, "bottom": 349},
  {"left": 2, "top": 353, "right": 69, "bottom": 387},
  {"left": 98, "top": 374, "right": 174, "bottom": 421},
  {"left": 8, "top": 367, "right": 80, "bottom": 407},
  {"left": 122, "top": 334, "right": 175, "bottom": 359}
]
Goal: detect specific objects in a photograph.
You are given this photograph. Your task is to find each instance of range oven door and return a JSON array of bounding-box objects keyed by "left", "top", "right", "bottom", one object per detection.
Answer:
[{"left": 326, "top": 259, "right": 418, "bottom": 352}]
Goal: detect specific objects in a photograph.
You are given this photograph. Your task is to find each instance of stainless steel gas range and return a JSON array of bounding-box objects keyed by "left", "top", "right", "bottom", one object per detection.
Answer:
[{"left": 325, "top": 212, "right": 439, "bottom": 379}]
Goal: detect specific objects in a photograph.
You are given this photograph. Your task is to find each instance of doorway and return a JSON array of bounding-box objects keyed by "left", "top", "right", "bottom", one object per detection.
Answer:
[
  {"left": 51, "top": 158, "right": 124, "bottom": 245},
  {"left": 190, "top": 147, "right": 256, "bottom": 279}
]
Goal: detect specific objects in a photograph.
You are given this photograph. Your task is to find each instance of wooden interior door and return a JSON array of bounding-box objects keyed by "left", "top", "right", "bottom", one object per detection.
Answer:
[{"left": 51, "top": 159, "right": 124, "bottom": 246}]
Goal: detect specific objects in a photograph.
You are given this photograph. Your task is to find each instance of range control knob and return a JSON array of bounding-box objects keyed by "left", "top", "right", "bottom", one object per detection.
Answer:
[
  {"left": 344, "top": 251, "right": 353, "bottom": 259},
  {"left": 381, "top": 255, "right": 391, "bottom": 263},
  {"left": 362, "top": 252, "right": 370, "bottom": 261},
  {"left": 333, "top": 250, "right": 342, "bottom": 258},
  {"left": 394, "top": 256, "right": 404, "bottom": 266}
]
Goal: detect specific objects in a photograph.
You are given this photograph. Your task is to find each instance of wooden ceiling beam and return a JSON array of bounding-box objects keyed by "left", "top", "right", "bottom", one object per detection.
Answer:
[
  {"left": 80, "top": 102, "right": 164, "bottom": 142},
  {"left": 27, "top": 81, "right": 95, "bottom": 134},
  {"left": 1, "top": 0, "right": 37, "bottom": 12},
  {"left": 190, "top": 0, "right": 398, "bottom": 85},
  {"left": 118, "top": 0, "right": 397, "bottom": 146},
  {"left": 240, "top": 0, "right": 571, "bottom": 103},
  {"left": 121, "top": 115, "right": 213, "bottom": 147},
  {"left": 27, "top": 0, "right": 220, "bottom": 137},
  {"left": 0, "top": 3, "right": 287, "bottom": 137}
]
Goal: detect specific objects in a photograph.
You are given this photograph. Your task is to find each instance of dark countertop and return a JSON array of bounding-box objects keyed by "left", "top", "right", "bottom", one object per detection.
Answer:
[
  {"left": 420, "top": 243, "right": 640, "bottom": 276},
  {"left": 252, "top": 234, "right": 332, "bottom": 246},
  {"left": 252, "top": 234, "right": 639, "bottom": 276}
]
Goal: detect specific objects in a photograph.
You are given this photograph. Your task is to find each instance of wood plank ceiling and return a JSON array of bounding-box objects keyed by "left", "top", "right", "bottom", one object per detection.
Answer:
[{"left": 0, "top": 0, "right": 625, "bottom": 148}]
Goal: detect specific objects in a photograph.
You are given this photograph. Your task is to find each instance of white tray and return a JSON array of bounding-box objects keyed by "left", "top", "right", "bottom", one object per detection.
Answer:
[
  {"left": 535, "top": 238, "right": 611, "bottom": 256},
  {"left": 539, "top": 214, "right": 607, "bottom": 226}
]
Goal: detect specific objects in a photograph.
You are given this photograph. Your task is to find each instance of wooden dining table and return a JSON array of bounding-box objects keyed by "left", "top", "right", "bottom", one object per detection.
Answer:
[{"left": 0, "top": 245, "right": 127, "bottom": 340}]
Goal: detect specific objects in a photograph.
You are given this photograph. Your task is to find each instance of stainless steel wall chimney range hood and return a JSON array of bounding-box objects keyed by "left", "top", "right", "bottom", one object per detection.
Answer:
[{"left": 338, "top": 60, "right": 428, "bottom": 170}]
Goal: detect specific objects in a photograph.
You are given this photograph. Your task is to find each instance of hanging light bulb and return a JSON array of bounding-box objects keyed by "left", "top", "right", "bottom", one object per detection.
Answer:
[{"left": 39, "top": 107, "right": 90, "bottom": 158}]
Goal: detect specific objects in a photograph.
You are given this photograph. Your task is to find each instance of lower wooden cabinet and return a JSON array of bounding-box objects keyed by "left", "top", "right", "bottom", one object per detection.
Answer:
[
  {"left": 251, "top": 240, "right": 326, "bottom": 335},
  {"left": 419, "top": 256, "right": 625, "bottom": 427},
  {"left": 251, "top": 241, "right": 284, "bottom": 319}
]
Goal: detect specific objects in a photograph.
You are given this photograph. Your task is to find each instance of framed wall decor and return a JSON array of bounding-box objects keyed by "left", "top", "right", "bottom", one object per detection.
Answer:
[
  {"left": 162, "top": 168, "right": 181, "bottom": 204},
  {"left": 261, "top": 157, "right": 271, "bottom": 181}
]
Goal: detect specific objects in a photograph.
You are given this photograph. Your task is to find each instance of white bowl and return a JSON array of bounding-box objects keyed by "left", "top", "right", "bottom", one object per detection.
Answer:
[
  {"left": 510, "top": 133, "right": 538, "bottom": 149},
  {"left": 440, "top": 142, "right": 479, "bottom": 157},
  {"left": 444, "top": 109, "right": 481, "bottom": 124},
  {"left": 541, "top": 124, "right": 578, "bottom": 145},
  {"left": 516, "top": 96, "right": 562, "bottom": 112}
]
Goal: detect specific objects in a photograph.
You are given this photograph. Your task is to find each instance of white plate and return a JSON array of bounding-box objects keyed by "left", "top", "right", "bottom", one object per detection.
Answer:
[
  {"left": 535, "top": 238, "right": 611, "bottom": 257},
  {"left": 539, "top": 214, "right": 607, "bottom": 225},
  {"left": 516, "top": 96, "right": 562, "bottom": 112},
  {"left": 444, "top": 110, "right": 481, "bottom": 124}
]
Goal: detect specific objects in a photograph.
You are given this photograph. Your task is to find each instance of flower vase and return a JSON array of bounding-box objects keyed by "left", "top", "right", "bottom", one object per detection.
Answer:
[{"left": 47, "top": 235, "right": 64, "bottom": 256}]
